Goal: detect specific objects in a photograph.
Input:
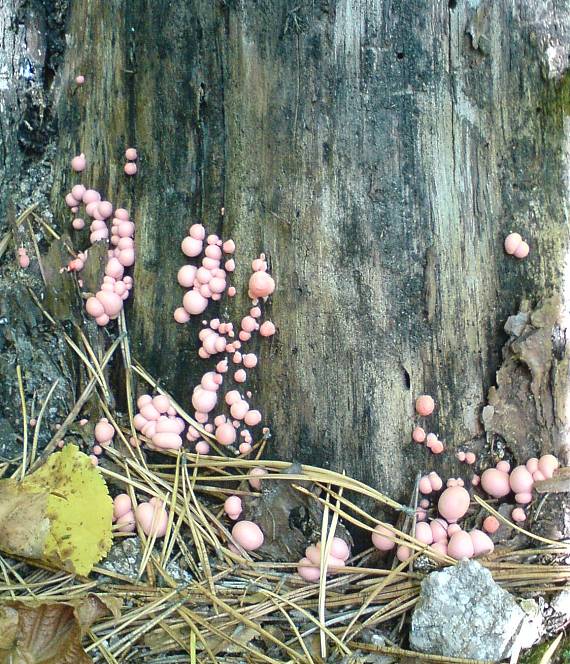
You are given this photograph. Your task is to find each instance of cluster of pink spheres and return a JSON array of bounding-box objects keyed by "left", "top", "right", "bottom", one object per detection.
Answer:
[
  {"left": 64, "top": 155, "right": 136, "bottom": 326},
  {"left": 133, "top": 394, "right": 185, "bottom": 451},
  {"left": 297, "top": 537, "right": 351, "bottom": 582},
  {"left": 504, "top": 233, "right": 530, "bottom": 259},
  {"left": 17, "top": 247, "right": 29, "bottom": 268},
  {"left": 412, "top": 395, "right": 444, "bottom": 454},
  {"left": 372, "top": 452, "right": 560, "bottom": 562},
  {"left": 124, "top": 148, "right": 138, "bottom": 176},
  {"left": 112, "top": 493, "right": 168, "bottom": 537},
  {"left": 174, "top": 224, "right": 237, "bottom": 320}
]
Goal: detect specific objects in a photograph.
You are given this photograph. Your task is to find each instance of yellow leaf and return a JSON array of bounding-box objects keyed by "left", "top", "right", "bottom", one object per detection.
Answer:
[
  {"left": 26, "top": 444, "right": 113, "bottom": 575},
  {"left": 0, "top": 445, "right": 113, "bottom": 575}
]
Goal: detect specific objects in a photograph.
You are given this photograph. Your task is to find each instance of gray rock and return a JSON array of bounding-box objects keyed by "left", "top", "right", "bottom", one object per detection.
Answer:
[{"left": 410, "top": 560, "right": 527, "bottom": 661}]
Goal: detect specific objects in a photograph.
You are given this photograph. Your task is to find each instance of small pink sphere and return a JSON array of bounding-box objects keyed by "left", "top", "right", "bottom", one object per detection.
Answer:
[
  {"left": 230, "top": 400, "right": 250, "bottom": 420},
  {"left": 228, "top": 286, "right": 236, "bottom": 297},
  {"left": 504, "top": 232, "right": 522, "bottom": 255},
  {"left": 243, "top": 353, "right": 258, "bottom": 369},
  {"left": 415, "top": 521, "right": 433, "bottom": 545},
  {"left": 82, "top": 189, "right": 101, "bottom": 204},
  {"left": 297, "top": 558, "right": 321, "bottom": 582},
  {"left": 249, "top": 271, "right": 275, "bottom": 298},
  {"left": 241, "top": 316, "right": 257, "bottom": 333},
  {"left": 428, "top": 471, "right": 443, "bottom": 491},
  {"left": 71, "top": 184, "right": 86, "bottom": 200},
  {"left": 509, "top": 465, "right": 534, "bottom": 493},
  {"left": 448, "top": 531, "right": 474, "bottom": 560},
  {"left": 437, "top": 486, "right": 470, "bottom": 523},
  {"left": 526, "top": 457, "right": 539, "bottom": 473},
  {"left": 205, "top": 244, "right": 222, "bottom": 260},
  {"left": 419, "top": 476, "right": 433, "bottom": 494},
  {"left": 248, "top": 467, "right": 267, "bottom": 490},
  {"left": 135, "top": 501, "right": 168, "bottom": 537},
  {"left": 222, "top": 239, "right": 236, "bottom": 254},
  {"left": 71, "top": 154, "right": 86, "bottom": 172},
  {"left": 244, "top": 409, "right": 262, "bottom": 426},
  {"left": 125, "top": 147, "right": 138, "bottom": 161},
  {"left": 482, "top": 516, "right": 500, "bottom": 534},
  {"left": 152, "top": 395, "right": 170, "bottom": 413},
  {"left": 412, "top": 426, "right": 426, "bottom": 443},
  {"left": 511, "top": 507, "right": 526, "bottom": 522},
  {"left": 239, "top": 442, "right": 252, "bottom": 454},
  {"left": 95, "top": 418, "right": 114, "bottom": 443},
  {"left": 225, "top": 259, "right": 235, "bottom": 272},
  {"left": 232, "top": 521, "right": 264, "bottom": 551},
  {"left": 371, "top": 524, "right": 396, "bottom": 551},
  {"left": 113, "top": 494, "right": 132, "bottom": 519},
  {"left": 177, "top": 265, "right": 197, "bottom": 287},
  {"left": 538, "top": 454, "right": 559, "bottom": 479},
  {"left": 513, "top": 241, "right": 529, "bottom": 259},
  {"left": 469, "top": 529, "right": 494, "bottom": 556},
  {"left": 224, "top": 495, "right": 242, "bottom": 519},
  {"left": 234, "top": 369, "right": 247, "bottom": 383},
  {"left": 259, "top": 321, "right": 276, "bottom": 337},
  {"left": 115, "top": 208, "right": 130, "bottom": 220},
  {"left": 98, "top": 201, "right": 113, "bottom": 218},
  {"left": 415, "top": 395, "right": 435, "bottom": 417},
  {"left": 496, "top": 460, "right": 511, "bottom": 473},
  {"left": 72, "top": 218, "right": 85, "bottom": 230},
  {"left": 456, "top": 451, "right": 466, "bottom": 462},
  {"left": 189, "top": 224, "right": 206, "bottom": 240},
  {"left": 118, "top": 248, "right": 135, "bottom": 266},
  {"left": 515, "top": 492, "right": 533, "bottom": 504},
  {"left": 75, "top": 75, "right": 85, "bottom": 85},
  {"left": 124, "top": 162, "right": 137, "bottom": 175},
  {"left": 195, "top": 441, "right": 210, "bottom": 454},
  {"left": 183, "top": 290, "right": 208, "bottom": 315},
  {"left": 216, "top": 422, "right": 237, "bottom": 446},
  {"left": 191, "top": 387, "right": 217, "bottom": 413},
  {"left": 181, "top": 236, "right": 203, "bottom": 257},
  {"left": 65, "top": 193, "right": 79, "bottom": 207},
  {"left": 174, "top": 307, "right": 190, "bottom": 324},
  {"left": 225, "top": 390, "right": 242, "bottom": 405},
  {"left": 481, "top": 468, "right": 511, "bottom": 498},
  {"left": 431, "top": 440, "right": 444, "bottom": 454},
  {"left": 396, "top": 545, "right": 411, "bottom": 562},
  {"left": 465, "top": 452, "right": 476, "bottom": 465}
]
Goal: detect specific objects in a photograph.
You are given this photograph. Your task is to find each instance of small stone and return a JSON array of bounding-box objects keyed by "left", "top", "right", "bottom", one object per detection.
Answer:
[{"left": 410, "top": 560, "right": 529, "bottom": 660}]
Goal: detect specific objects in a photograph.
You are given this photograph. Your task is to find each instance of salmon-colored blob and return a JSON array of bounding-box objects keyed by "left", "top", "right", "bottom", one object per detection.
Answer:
[
  {"left": 465, "top": 452, "right": 476, "bottom": 465},
  {"left": 135, "top": 501, "right": 168, "bottom": 537},
  {"left": 230, "top": 400, "right": 250, "bottom": 420},
  {"left": 538, "top": 454, "right": 559, "bottom": 479},
  {"left": 496, "top": 460, "right": 510, "bottom": 473},
  {"left": 469, "top": 529, "right": 494, "bottom": 556},
  {"left": 259, "top": 321, "right": 276, "bottom": 337},
  {"left": 189, "top": 224, "right": 206, "bottom": 240},
  {"left": 191, "top": 387, "right": 217, "bottom": 413},
  {"left": 412, "top": 427, "right": 426, "bottom": 443},
  {"left": 515, "top": 492, "right": 533, "bottom": 504},
  {"left": 513, "top": 241, "right": 529, "bottom": 259},
  {"left": 297, "top": 558, "right": 321, "bottom": 582},
  {"left": 225, "top": 390, "right": 241, "bottom": 405},
  {"left": 526, "top": 457, "right": 539, "bottom": 473},
  {"left": 232, "top": 521, "right": 264, "bottom": 550},
  {"left": 239, "top": 442, "right": 252, "bottom": 454},
  {"left": 195, "top": 441, "right": 210, "bottom": 454},
  {"left": 241, "top": 316, "right": 257, "bottom": 333},
  {"left": 482, "top": 516, "right": 500, "bottom": 534},
  {"left": 71, "top": 154, "right": 86, "bottom": 172},
  {"left": 224, "top": 495, "right": 242, "bottom": 519},
  {"left": 371, "top": 524, "right": 396, "bottom": 551},
  {"left": 448, "top": 531, "right": 474, "bottom": 560},
  {"left": 174, "top": 307, "right": 190, "bottom": 324},
  {"left": 124, "top": 162, "right": 137, "bottom": 175},
  {"left": 430, "top": 519, "right": 448, "bottom": 542},
  {"left": 249, "top": 271, "right": 275, "bottom": 298},
  {"left": 415, "top": 522, "right": 433, "bottom": 545},
  {"left": 95, "top": 419, "right": 114, "bottom": 443},
  {"left": 504, "top": 233, "right": 522, "bottom": 255},
  {"left": 75, "top": 75, "right": 85, "bottom": 85},
  {"left": 481, "top": 468, "right": 510, "bottom": 498},
  {"left": 234, "top": 369, "right": 246, "bottom": 383},
  {"left": 415, "top": 395, "right": 435, "bottom": 416},
  {"left": 222, "top": 239, "right": 235, "bottom": 254},
  {"left": 216, "top": 422, "right": 237, "bottom": 446},
  {"left": 419, "top": 476, "right": 432, "bottom": 494},
  {"left": 431, "top": 440, "right": 444, "bottom": 454},
  {"left": 472, "top": 474, "right": 480, "bottom": 486},
  {"left": 396, "top": 545, "right": 411, "bottom": 562},
  {"left": 438, "top": 486, "right": 470, "bottom": 522},
  {"left": 248, "top": 467, "right": 267, "bottom": 490},
  {"left": 228, "top": 286, "right": 236, "bottom": 297},
  {"left": 113, "top": 494, "right": 132, "bottom": 519},
  {"left": 244, "top": 409, "right": 262, "bottom": 426},
  {"left": 511, "top": 507, "right": 526, "bottom": 522},
  {"left": 428, "top": 471, "right": 443, "bottom": 491},
  {"left": 125, "top": 147, "right": 138, "bottom": 161},
  {"left": 509, "top": 465, "right": 533, "bottom": 493},
  {"left": 183, "top": 290, "right": 208, "bottom": 315}
]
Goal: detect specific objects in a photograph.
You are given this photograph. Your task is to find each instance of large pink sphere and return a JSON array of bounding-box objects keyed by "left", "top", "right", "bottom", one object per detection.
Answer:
[
  {"left": 371, "top": 524, "right": 396, "bottom": 551},
  {"left": 481, "top": 468, "right": 511, "bottom": 498},
  {"left": 231, "top": 521, "right": 264, "bottom": 551},
  {"left": 437, "top": 486, "right": 470, "bottom": 523},
  {"left": 248, "top": 271, "right": 275, "bottom": 298},
  {"left": 183, "top": 290, "right": 208, "bottom": 315}
]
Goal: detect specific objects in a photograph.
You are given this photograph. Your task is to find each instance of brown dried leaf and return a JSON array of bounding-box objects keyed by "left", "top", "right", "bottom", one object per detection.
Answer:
[{"left": 0, "top": 595, "right": 118, "bottom": 664}]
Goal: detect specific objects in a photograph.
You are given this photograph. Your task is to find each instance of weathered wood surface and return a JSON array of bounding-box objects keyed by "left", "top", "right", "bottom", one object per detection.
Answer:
[{"left": 2, "top": 1, "right": 570, "bottom": 509}]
